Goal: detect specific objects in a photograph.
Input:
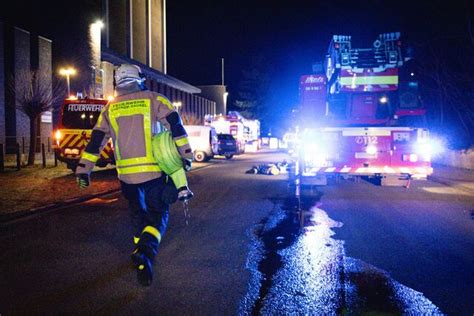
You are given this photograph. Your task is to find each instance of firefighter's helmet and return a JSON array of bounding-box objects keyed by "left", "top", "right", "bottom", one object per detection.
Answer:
[{"left": 114, "top": 64, "right": 144, "bottom": 88}]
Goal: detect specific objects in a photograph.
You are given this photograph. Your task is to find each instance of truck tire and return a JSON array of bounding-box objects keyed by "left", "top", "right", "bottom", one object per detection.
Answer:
[
  {"left": 194, "top": 151, "right": 207, "bottom": 162},
  {"left": 225, "top": 154, "right": 234, "bottom": 160}
]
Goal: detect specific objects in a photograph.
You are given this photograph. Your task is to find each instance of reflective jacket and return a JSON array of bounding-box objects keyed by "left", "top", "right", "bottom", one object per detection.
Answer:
[{"left": 76, "top": 90, "right": 192, "bottom": 184}]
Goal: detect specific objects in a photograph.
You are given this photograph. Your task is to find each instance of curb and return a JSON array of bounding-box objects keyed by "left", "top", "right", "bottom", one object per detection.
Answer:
[
  {"left": 0, "top": 162, "right": 215, "bottom": 225},
  {"left": 0, "top": 188, "right": 121, "bottom": 225}
]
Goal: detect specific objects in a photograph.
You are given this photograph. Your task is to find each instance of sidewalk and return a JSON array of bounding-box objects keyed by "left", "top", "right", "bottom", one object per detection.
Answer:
[
  {"left": 0, "top": 159, "right": 209, "bottom": 222},
  {"left": 429, "top": 163, "right": 474, "bottom": 195},
  {"left": 0, "top": 162, "right": 120, "bottom": 222}
]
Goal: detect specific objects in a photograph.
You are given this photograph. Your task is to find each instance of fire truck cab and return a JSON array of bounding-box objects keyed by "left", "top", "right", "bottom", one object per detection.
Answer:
[
  {"left": 297, "top": 33, "right": 433, "bottom": 186},
  {"left": 53, "top": 96, "right": 114, "bottom": 171}
]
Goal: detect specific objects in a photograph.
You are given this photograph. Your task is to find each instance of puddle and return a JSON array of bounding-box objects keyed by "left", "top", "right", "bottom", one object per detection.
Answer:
[{"left": 240, "top": 195, "right": 443, "bottom": 315}]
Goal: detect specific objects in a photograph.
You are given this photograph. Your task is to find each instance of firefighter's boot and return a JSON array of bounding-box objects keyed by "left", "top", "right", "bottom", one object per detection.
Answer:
[
  {"left": 131, "top": 235, "right": 140, "bottom": 265},
  {"left": 135, "top": 252, "right": 153, "bottom": 287}
]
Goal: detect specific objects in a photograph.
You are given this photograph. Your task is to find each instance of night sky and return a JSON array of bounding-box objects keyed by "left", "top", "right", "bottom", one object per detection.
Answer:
[{"left": 1, "top": 0, "right": 473, "bottom": 138}]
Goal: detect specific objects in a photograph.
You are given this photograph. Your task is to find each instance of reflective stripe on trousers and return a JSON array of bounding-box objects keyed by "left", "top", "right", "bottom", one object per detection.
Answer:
[{"left": 120, "top": 176, "right": 169, "bottom": 260}]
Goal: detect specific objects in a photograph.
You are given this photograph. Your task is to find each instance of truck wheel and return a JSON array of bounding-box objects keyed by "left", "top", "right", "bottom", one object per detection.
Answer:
[
  {"left": 225, "top": 154, "right": 234, "bottom": 160},
  {"left": 194, "top": 151, "right": 207, "bottom": 162}
]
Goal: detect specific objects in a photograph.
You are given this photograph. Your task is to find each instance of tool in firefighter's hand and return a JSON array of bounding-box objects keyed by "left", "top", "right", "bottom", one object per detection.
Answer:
[
  {"left": 182, "top": 200, "right": 191, "bottom": 226},
  {"left": 76, "top": 173, "right": 90, "bottom": 189}
]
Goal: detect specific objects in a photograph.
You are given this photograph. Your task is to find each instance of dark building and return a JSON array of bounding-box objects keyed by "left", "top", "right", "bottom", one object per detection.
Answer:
[
  {"left": 0, "top": 22, "right": 52, "bottom": 153},
  {"left": 100, "top": 0, "right": 217, "bottom": 123},
  {"left": 198, "top": 85, "right": 228, "bottom": 116}
]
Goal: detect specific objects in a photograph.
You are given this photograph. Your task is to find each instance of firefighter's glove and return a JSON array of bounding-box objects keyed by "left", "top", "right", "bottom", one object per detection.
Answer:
[
  {"left": 161, "top": 180, "right": 178, "bottom": 205},
  {"left": 76, "top": 173, "right": 90, "bottom": 189},
  {"left": 182, "top": 158, "right": 192, "bottom": 172}
]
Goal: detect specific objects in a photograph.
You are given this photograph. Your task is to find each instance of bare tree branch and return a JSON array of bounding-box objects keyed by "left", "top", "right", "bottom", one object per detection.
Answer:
[{"left": 9, "top": 69, "right": 66, "bottom": 165}]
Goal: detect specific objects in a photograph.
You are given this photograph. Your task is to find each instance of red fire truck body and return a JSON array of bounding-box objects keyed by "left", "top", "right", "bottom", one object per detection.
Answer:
[
  {"left": 298, "top": 33, "right": 432, "bottom": 185},
  {"left": 52, "top": 97, "right": 114, "bottom": 171}
]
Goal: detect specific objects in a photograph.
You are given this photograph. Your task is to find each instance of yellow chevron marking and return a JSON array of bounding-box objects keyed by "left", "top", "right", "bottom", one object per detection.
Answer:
[
  {"left": 68, "top": 135, "right": 82, "bottom": 147},
  {"left": 60, "top": 134, "right": 75, "bottom": 148}
]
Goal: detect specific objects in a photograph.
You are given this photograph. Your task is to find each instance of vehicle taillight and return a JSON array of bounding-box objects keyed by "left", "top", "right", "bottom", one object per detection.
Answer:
[
  {"left": 53, "top": 130, "right": 62, "bottom": 147},
  {"left": 54, "top": 130, "right": 62, "bottom": 141}
]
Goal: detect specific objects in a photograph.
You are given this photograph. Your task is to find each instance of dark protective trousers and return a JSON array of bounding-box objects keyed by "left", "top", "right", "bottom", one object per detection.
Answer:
[{"left": 120, "top": 176, "right": 169, "bottom": 260}]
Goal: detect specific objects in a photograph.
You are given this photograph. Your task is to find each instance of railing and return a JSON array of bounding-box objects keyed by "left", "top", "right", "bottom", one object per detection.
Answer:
[{"left": 0, "top": 136, "right": 58, "bottom": 171}]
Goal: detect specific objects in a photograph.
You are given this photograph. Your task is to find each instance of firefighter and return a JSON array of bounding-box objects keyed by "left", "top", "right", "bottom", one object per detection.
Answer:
[{"left": 75, "top": 63, "right": 193, "bottom": 286}]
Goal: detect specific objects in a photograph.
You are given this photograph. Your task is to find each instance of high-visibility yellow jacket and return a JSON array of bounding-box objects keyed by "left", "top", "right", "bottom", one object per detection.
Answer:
[{"left": 76, "top": 90, "right": 192, "bottom": 184}]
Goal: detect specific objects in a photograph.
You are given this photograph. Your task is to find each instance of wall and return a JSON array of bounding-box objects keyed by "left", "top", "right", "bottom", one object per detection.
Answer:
[
  {"left": 198, "top": 85, "right": 227, "bottom": 115},
  {"left": 107, "top": 0, "right": 128, "bottom": 56},
  {"left": 14, "top": 27, "right": 30, "bottom": 138},
  {"left": 435, "top": 148, "right": 474, "bottom": 170},
  {"left": 150, "top": 0, "right": 165, "bottom": 72},
  {"left": 38, "top": 36, "right": 52, "bottom": 144},
  {"left": 131, "top": 0, "right": 147, "bottom": 64},
  {"left": 0, "top": 22, "right": 5, "bottom": 141},
  {"left": 0, "top": 24, "right": 52, "bottom": 152}
]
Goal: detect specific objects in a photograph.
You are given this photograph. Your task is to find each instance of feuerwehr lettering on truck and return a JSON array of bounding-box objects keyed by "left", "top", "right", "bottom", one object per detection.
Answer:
[{"left": 67, "top": 104, "right": 105, "bottom": 111}]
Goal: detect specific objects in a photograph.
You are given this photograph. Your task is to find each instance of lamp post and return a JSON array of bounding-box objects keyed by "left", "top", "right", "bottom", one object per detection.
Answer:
[{"left": 59, "top": 67, "right": 77, "bottom": 96}]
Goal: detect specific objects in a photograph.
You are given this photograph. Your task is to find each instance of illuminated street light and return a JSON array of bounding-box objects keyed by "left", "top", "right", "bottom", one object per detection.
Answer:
[
  {"left": 59, "top": 67, "right": 77, "bottom": 96},
  {"left": 93, "top": 20, "right": 104, "bottom": 29}
]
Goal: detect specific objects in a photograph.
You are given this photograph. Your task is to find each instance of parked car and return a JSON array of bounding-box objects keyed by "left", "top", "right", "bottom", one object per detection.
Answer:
[
  {"left": 185, "top": 125, "right": 218, "bottom": 162},
  {"left": 216, "top": 134, "right": 238, "bottom": 159}
]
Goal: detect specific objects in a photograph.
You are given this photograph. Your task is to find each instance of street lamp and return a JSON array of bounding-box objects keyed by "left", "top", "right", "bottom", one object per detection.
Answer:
[{"left": 59, "top": 67, "right": 77, "bottom": 96}]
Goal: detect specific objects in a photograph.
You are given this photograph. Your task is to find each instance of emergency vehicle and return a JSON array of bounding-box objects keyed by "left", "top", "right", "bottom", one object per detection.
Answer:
[
  {"left": 297, "top": 32, "right": 433, "bottom": 186},
  {"left": 206, "top": 112, "right": 246, "bottom": 154},
  {"left": 243, "top": 118, "right": 261, "bottom": 152},
  {"left": 53, "top": 96, "right": 114, "bottom": 171},
  {"left": 184, "top": 125, "right": 218, "bottom": 162}
]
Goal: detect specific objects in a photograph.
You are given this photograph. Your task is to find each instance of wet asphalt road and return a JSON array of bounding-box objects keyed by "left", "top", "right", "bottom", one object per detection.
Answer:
[{"left": 1, "top": 150, "right": 473, "bottom": 315}]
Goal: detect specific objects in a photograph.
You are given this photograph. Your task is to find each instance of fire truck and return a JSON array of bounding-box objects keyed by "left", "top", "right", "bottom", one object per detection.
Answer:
[
  {"left": 206, "top": 111, "right": 261, "bottom": 153},
  {"left": 297, "top": 32, "right": 433, "bottom": 186},
  {"left": 53, "top": 96, "right": 114, "bottom": 171},
  {"left": 242, "top": 118, "right": 261, "bottom": 152}
]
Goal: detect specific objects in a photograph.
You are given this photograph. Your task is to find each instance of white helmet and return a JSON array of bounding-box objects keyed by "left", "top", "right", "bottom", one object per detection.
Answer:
[{"left": 114, "top": 64, "right": 144, "bottom": 87}]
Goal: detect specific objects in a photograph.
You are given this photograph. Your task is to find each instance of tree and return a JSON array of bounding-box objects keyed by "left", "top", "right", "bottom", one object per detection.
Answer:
[
  {"left": 180, "top": 112, "right": 202, "bottom": 125},
  {"left": 414, "top": 2, "right": 474, "bottom": 148},
  {"left": 13, "top": 69, "right": 65, "bottom": 166},
  {"left": 418, "top": 36, "right": 474, "bottom": 148},
  {"left": 234, "top": 54, "right": 271, "bottom": 120}
]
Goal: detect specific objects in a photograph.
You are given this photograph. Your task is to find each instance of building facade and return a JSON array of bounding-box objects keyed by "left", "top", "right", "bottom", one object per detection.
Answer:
[
  {"left": 100, "top": 0, "right": 216, "bottom": 123},
  {"left": 198, "top": 85, "right": 228, "bottom": 116},
  {"left": 0, "top": 22, "right": 52, "bottom": 153}
]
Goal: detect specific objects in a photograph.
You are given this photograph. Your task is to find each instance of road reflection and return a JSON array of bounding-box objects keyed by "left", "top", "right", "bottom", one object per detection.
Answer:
[{"left": 242, "top": 202, "right": 443, "bottom": 314}]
